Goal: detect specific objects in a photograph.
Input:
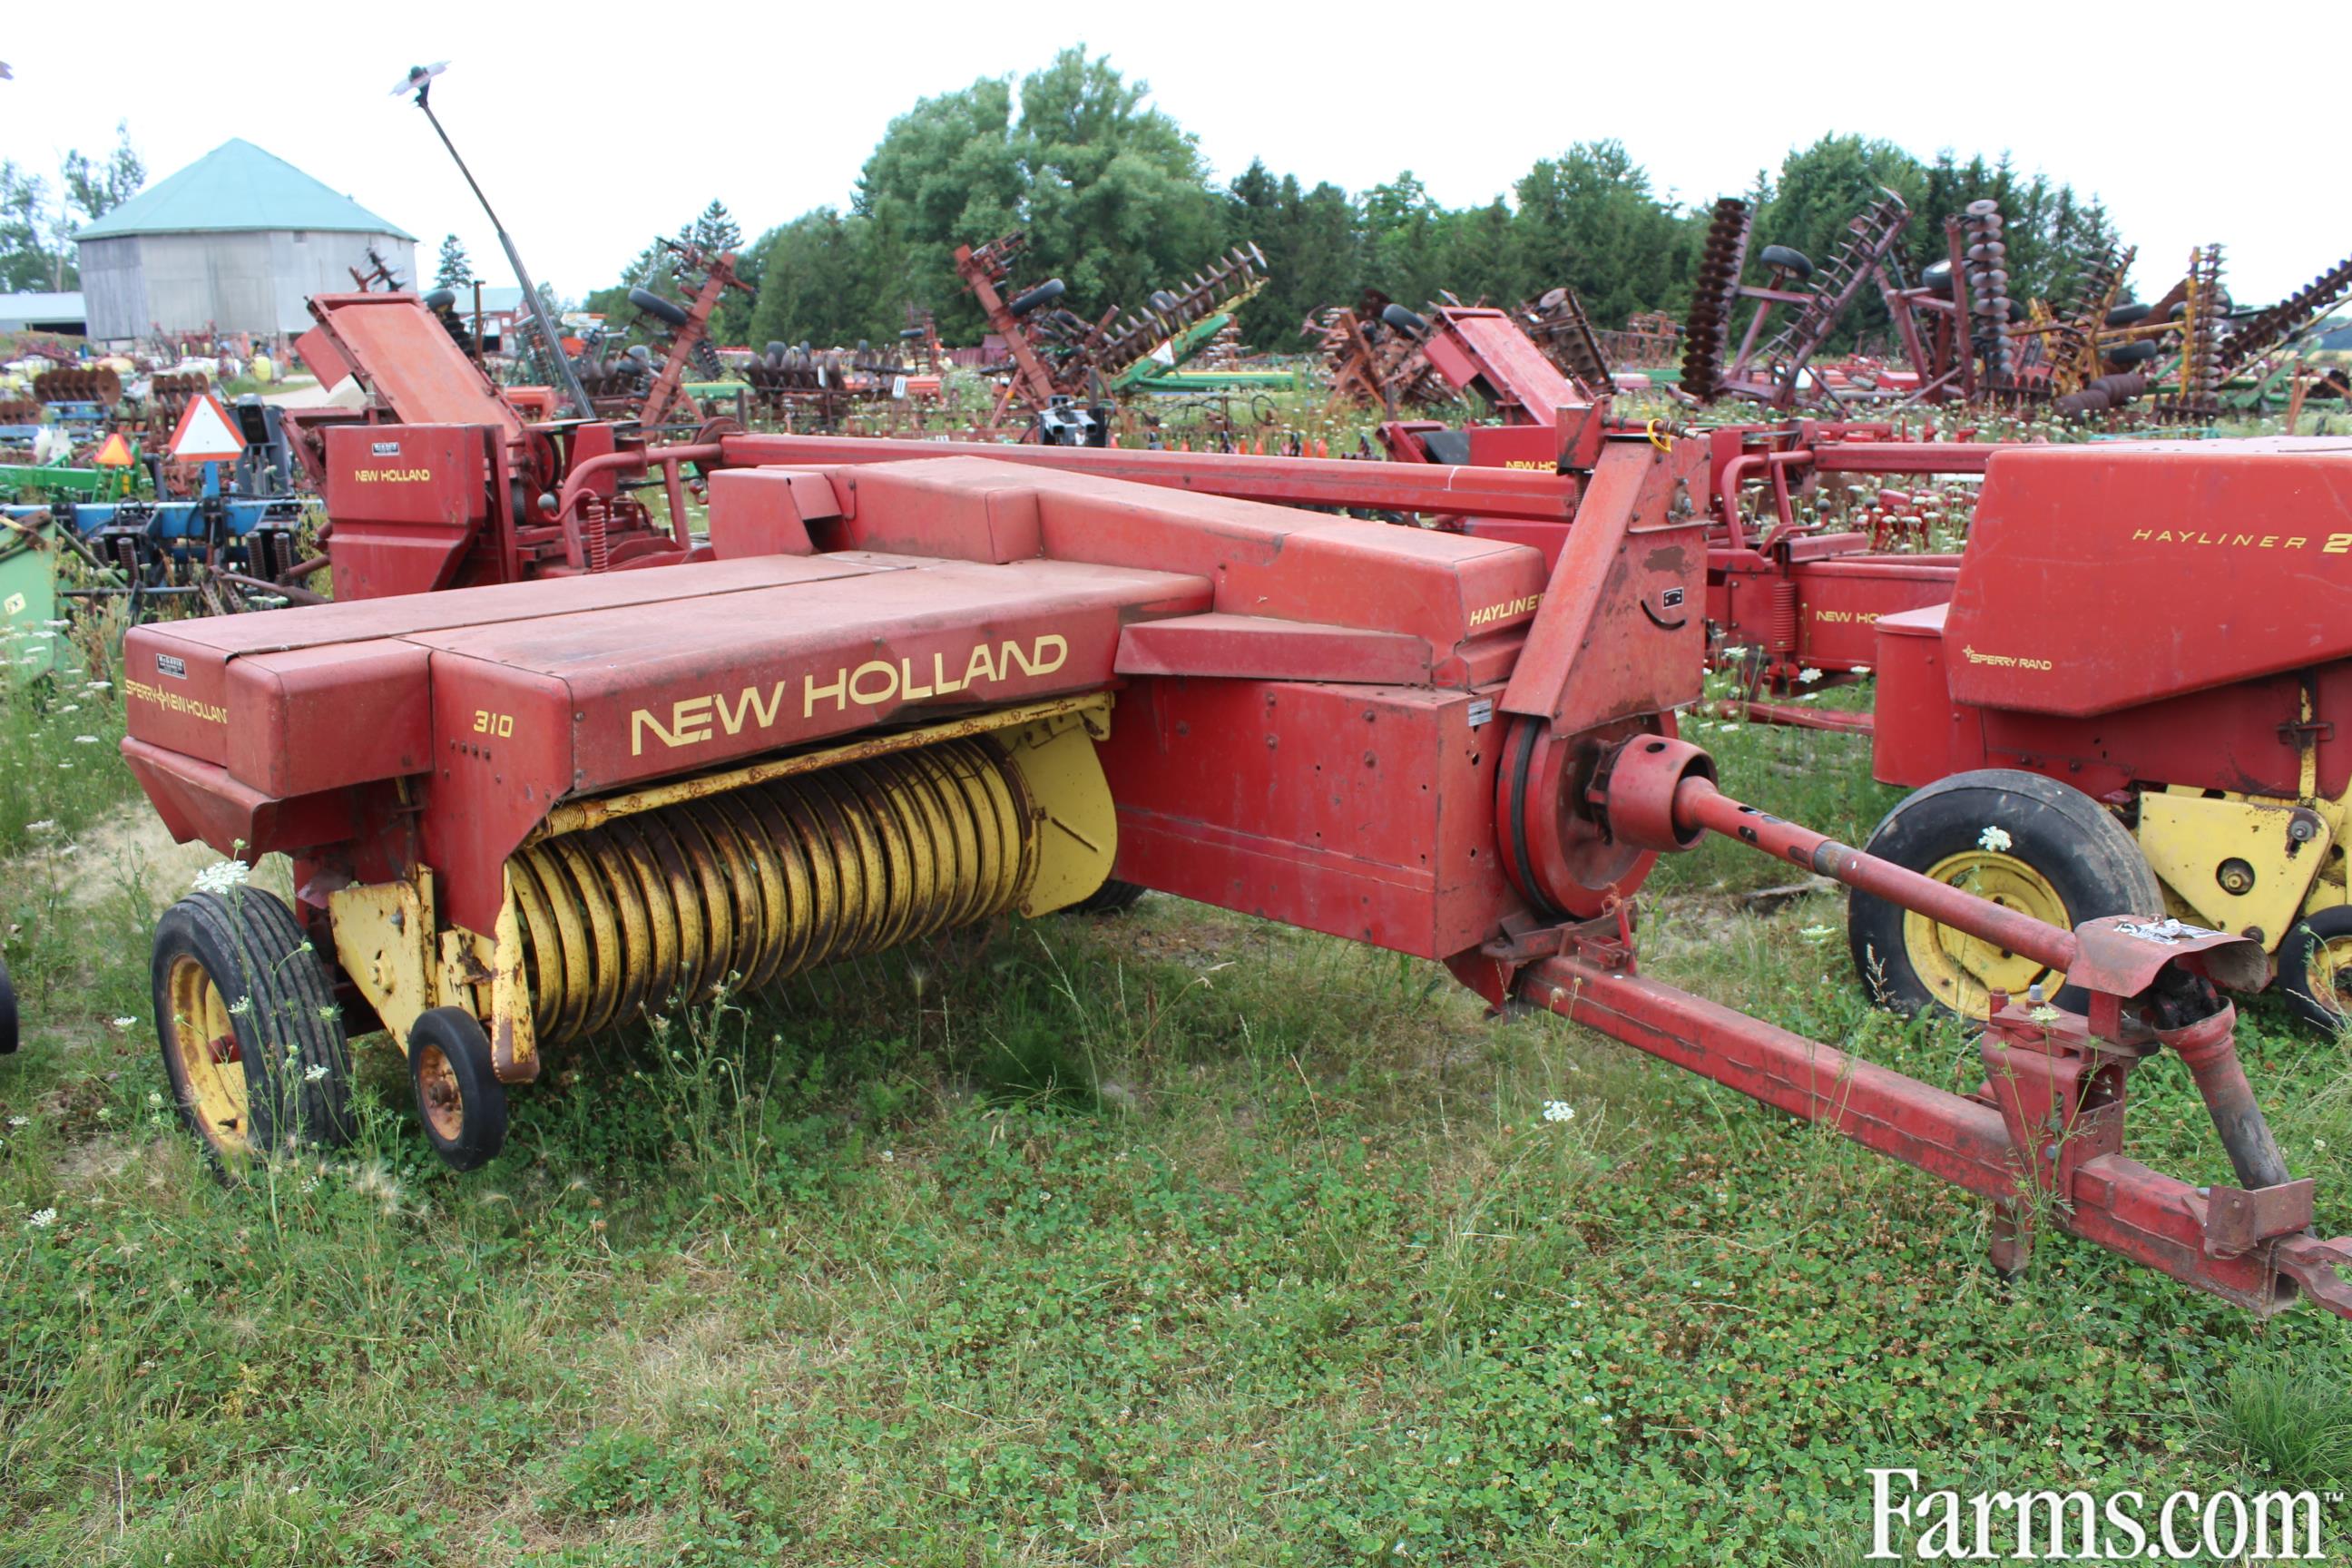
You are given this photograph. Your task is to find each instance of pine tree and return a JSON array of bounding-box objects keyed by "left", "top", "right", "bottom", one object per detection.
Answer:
[
  {"left": 434, "top": 234, "right": 475, "bottom": 290},
  {"left": 691, "top": 201, "right": 742, "bottom": 257}
]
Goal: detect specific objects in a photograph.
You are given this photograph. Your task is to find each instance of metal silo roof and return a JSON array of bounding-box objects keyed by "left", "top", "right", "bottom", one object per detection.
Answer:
[{"left": 75, "top": 139, "right": 415, "bottom": 241}]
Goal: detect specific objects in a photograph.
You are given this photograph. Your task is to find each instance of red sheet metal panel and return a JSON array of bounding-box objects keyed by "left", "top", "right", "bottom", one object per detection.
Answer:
[
  {"left": 306, "top": 293, "right": 522, "bottom": 437},
  {"left": 226, "top": 642, "right": 433, "bottom": 801},
  {"left": 720, "top": 433, "right": 1585, "bottom": 524},
  {"left": 797, "top": 458, "right": 1546, "bottom": 680},
  {"left": 1421, "top": 309, "right": 1583, "bottom": 426},
  {"left": 1100, "top": 677, "right": 1520, "bottom": 959},
  {"left": 1944, "top": 438, "right": 2352, "bottom": 716},
  {"left": 320, "top": 424, "right": 490, "bottom": 601},
  {"left": 1115, "top": 614, "right": 1433, "bottom": 684}
]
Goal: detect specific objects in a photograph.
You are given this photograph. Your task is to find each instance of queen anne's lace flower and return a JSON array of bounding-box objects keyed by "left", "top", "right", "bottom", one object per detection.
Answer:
[{"left": 192, "top": 860, "right": 250, "bottom": 895}]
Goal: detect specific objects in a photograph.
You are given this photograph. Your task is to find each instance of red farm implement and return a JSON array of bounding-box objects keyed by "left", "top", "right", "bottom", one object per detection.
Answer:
[{"left": 115, "top": 367, "right": 2352, "bottom": 1321}]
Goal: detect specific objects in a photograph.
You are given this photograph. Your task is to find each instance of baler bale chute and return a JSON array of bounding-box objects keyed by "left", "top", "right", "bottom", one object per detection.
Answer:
[{"left": 116, "top": 413, "right": 2352, "bottom": 1324}]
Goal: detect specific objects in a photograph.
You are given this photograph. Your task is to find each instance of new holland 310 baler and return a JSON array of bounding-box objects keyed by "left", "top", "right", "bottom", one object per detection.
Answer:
[{"left": 117, "top": 402, "right": 2352, "bottom": 1325}]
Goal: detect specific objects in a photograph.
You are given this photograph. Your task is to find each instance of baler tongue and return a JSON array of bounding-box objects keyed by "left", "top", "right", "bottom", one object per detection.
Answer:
[{"left": 1514, "top": 734, "right": 2352, "bottom": 1321}]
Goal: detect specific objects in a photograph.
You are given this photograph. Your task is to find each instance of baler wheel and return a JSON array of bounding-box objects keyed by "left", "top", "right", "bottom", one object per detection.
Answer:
[
  {"left": 1066, "top": 878, "right": 1146, "bottom": 916},
  {"left": 151, "top": 889, "right": 354, "bottom": 1164},
  {"left": 2277, "top": 908, "right": 2352, "bottom": 1033},
  {"left": 0, "top": 954, "right": 15, "bottom": 1055},
  {"left": 1847, "top": 770, "right": 2163, "bottom": 1018},
  {"left": 406, "top": 1007, "right": 507, "bottom": 1172}
]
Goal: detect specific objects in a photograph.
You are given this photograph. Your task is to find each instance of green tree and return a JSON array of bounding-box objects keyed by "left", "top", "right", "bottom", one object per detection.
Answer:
[
  {"left": 0, "top": 162, "right": 58, "bottom": 292},
  {"left": 62, "top": 122, "right": 143, "bottom": 224},
  {"left": 802, "top": 48, "right": 1219, "bottom": 345},
  {"left": 746, "top": 210, "right": 884, "bottom": 349},
  {"left": 1220, "top": 162, "right": 1358, "bottom": 345},
  {"left": 1511, "top": 141, "right": 1698, "bottom": 327},
  {"left": 433, "top": 234, "right": 475, "bottom": 291},
  {"left": 690, "top": 201, "right": 742, "bottom": 257},
  {"left": 1010, "top": 49, "right": 1219, "bottom": 316}
]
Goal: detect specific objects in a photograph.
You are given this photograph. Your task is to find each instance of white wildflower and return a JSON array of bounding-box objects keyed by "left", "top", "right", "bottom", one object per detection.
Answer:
[
  {"left": 1542, "top": 1101, "right": 1575, "bottom": 1123},
  {"left": 5, "top": 1115, "right": 25, "bottom": 1129},
  {"left": 110, "top": 1016, "right": 136, "bottom": 1030},
  {"left": 24, "top": 820, "right": 54, "bottom": 834},
  {"left": 146, "top": 1091, "right": 163, "bottom": 1108},
  {"left": 2028, "top": 1004, "right": 2063, "bottom": 1024},
  {"left": 1800, "top": 925, "right": 1835, "bottom": 940},
  {"left": 1851, "top": 664, "right": 1871, "bottom": 676},
  {"left": 27, "top": 1208, "right": 55, "bottom": 1229},
  {"left": 84, "top": 681, "right": 110, "bottom": 691},
  {"left": 1795, "top": 668, "right": 1824, "bottom": 684},
  {"left": 72, "top": 735, "right": 100, "bottom": 745},
  {"left": 303, "top": 1063, "right": 331, "bottom": 1083},
  {"left": 192, "top": 859, "right": 250, "bottom": 894},
  {"left": 56, "top": 704, "right": 78, "bottom": 714},
  {"left": 1977, "top": 826, "right": 2014, "bottom": 853}
]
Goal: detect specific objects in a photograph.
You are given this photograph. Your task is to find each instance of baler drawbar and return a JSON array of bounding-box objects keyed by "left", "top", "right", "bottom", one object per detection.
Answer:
[{"left": 120, "top": 434, "right": 2352, "bottom": 1322}]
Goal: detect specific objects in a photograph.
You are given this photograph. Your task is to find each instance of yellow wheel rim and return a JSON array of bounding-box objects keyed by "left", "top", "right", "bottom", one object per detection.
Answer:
[
  {"left": 1902, "top": 849, "right": 2072, "bottom": 1016},
  {"left": 416, "top": 1042, "right": 466, "bottom": 1142},
  {"left": 2302, "top": 933, "right": 2352, "bottom": 1020},
  {"left": 164, "top": 954, "right": 250, "bottom": 1155}
]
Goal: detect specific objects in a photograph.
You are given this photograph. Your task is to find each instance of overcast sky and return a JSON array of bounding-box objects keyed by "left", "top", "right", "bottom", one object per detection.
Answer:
[{"left": 5, "top": 1, "right": 2336, "bottom": 309}]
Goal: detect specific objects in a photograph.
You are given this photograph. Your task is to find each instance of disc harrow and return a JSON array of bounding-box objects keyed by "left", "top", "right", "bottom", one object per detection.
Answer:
[
  {"left": 2217, "top": 247, "right": 2352, "bottom": 377},
  {"left": 1680, "top": 196, "right": 1753, "bottom": 398},
  {"left": 1521, "top": 284, "right": 1616, "bottom": 394},
  {"left": 1728, "top": 191, "right": 1911, "bottom": 407}
]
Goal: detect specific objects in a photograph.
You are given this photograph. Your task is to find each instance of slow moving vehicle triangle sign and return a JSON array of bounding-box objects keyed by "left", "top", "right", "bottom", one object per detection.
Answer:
[
  {"left": 91, "top": 431, "right": 136, "bottom": 467},
  {"left": 166, "top": 392, "right": 247, "bottom": 464}
]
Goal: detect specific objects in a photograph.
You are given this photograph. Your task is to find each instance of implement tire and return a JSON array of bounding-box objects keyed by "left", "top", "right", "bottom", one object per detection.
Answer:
[
  {"left": 152, "top": 887, "right": 353, "bottom": 1165},
  {"left": 2277, "top": 906, "right": 2352, "bottom": 1034},
  {"left": 1847, "top": 769, "right": 2161, "bottom": 1018}
]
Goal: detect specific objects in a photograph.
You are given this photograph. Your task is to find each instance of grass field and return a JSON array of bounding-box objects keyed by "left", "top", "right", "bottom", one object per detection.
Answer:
[{"left": 5, "top": 592, "right": 2352, "bottom": 1564}]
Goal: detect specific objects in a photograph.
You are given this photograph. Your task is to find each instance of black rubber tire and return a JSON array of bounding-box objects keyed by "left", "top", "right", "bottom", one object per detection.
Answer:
[
  {"left": 2276, "top": 907, "right": 2352, "bottom": 1033},
  {"left": 421, "top": 288, "right": 456, "bottom": 312},
  {"left": 152, "top": 887, "right": 354, "bottom": 1162},
  {"left": 629, "top": 288, "right": 691, "bottom": 328},
  {"left": 1008, "top": 279, "right": 1066, "bottom": 318},
  {"left": 2105, "top": 303, "right": 2153, "bottom": 328},
  {"left": 1759, "top": 244, "right": 1816, "bottom": 279},
  {"left": 1847, "top": 769, "right": 2162, "bottom": 1018},
  {"left": 407, "top": 1006, "right": 507, "bottom": 1172},
  {"left": 1380, "top": 302, "right": 1427, "bottom": 336},
  {"left": 1066, "top": 878, "right": 1148, "bottom": 916},
  {"left": 2106, "top": 340, "right": 2161, "bottom": 366},
  {"left": 0, "top": 954, "right": 15, "bottom": 1055},
  {"left": 1917, "top": 260, "right": 1953, "bottom": 292}
]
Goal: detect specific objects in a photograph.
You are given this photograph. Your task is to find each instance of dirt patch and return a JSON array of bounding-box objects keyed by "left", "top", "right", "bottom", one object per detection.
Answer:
[{"left": 13, "top": 801, "right": 294, "bottom": 912}]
